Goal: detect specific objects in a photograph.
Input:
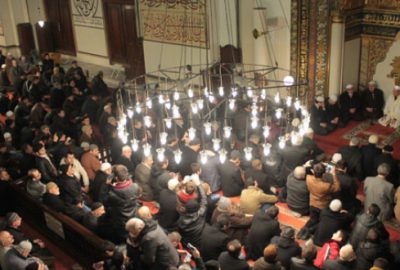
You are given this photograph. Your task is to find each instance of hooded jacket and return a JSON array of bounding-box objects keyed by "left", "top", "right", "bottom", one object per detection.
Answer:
[
  {"left": 349, "top": 213, "right": 389, "bottom": 249},
  {"left": 270, "top": 235, "right": 302, "bottom": 270}
]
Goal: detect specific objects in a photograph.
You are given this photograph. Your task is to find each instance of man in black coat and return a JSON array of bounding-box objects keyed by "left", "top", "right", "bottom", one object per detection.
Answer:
[
  {"left": 373, "top": 145, "right": 399, "bottom": 187},
  {"left": 200, "top": 214, "right": 230, "bottom": 262},
  {"left": 57, "top": 164, "right": 83, "bottom": 205},
  {"left": 361, "top": 135, "right": 382, "bottom": 178},
  {"left": 326, "top": 95, "right": 341, "bottom": 129},
  {"left": 338, "top": 137, "right": 363, "bottom": 180},
  {"left": 178, "top": 185, "right": 207, "bottom": 248},
  {"left": 218, "top": 239, "right": 250, "bottom": 270},
  {"left": 115, "top": 145, "right": 137, "bottom": 175},
  {"left": 34, "top": 143, "right": 58, "bottom": 183},
  {"left": 244, "top": 159, "right": 273, "bottom": 194},
  {"left": 312, "top": 199, "right": 353, "bottom": 246},
  {"left": 157, "top": 179, "right": 180, "bottom": 232},
  {"left": 290, "top": 244, "right": 319, "bottom": 270},
  {"left": 279, "top": 136, "right": 310, "bottom": 184},
  {"left": 310, "top": 96, "right": 334, "bottom": 135},
  {"left": 219, "top": 150, "right": 244, "bottom": 197},
  {"left": 91, "top": 163, "right": 113, "bottom": 203},
  {"left": 270, "top": 227, "right": 302, "bottom": 270},
  {"left": 350, "top": 204, "right": 389, "bottom": 249},
  {"left": 179, "top": 138, "right": 201, "bottom": 177},
  {"left": 103, "top": 165, "right": 140, "bottom": 244},
  {"left": 42, "top": 182, "right": 66, "bottom": 213},
  {"left": 286, "top": 166, "right": 309, "bottom": 216},
  {"left": 339, "top": 84, "right": 363, "bottom": 125},
  {"left": 245, "top": 206, "right": 281, "bottom": 260},
  {"left": 91, "top": 71, "right": 109, "bottom": 97},
  {"left": 362, "top": 81, "right": 384, "bottom": 121},
  {"left": 355, "top": 228, "right": 389, "bottom": 270}
]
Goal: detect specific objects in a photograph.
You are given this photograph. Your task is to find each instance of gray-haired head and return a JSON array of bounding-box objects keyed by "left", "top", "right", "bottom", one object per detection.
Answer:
[
  {"left": 125, "top": 218, "right": 145, "bottom": 235},
  {"left": 293, "top": 166, "right": 306, "bottom": 180},
  {"left": 113, "top": 165, "right": 129, "bottom": 181},
  {"left": 349, "top": 137, "right": 360, "bottom": 146},
  {"left": 15, "top": 240, "right": 32, "bottom": 256},
  {"left": 377, "top": 163, "right": 391, "bottom": 177}
]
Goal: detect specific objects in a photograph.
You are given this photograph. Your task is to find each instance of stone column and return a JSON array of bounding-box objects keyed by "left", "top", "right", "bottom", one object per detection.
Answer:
[{"left": 328, "top": 13, "right": 345, "bottom": 96}]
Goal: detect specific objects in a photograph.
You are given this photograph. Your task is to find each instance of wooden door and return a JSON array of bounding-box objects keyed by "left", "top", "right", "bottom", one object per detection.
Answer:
[
  {"left": 44, "top": 0, "right": 76, "bottom": 55},
  {"left": 103, "top": 0, "right": 145, "bottom": 79},
  {"left": 17, "top": 23, "right": 36, "bottom": 56}
]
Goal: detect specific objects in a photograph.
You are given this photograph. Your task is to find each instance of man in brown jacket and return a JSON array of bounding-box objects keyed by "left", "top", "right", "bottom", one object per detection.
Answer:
[
  {"left": 240, "top": 177, "right": 278, "bottom": 215},
  {"left": 297, "top": 163, "right": 341, "bottom": 239},
  {"left": 80, "top": 144, "right": 101, "bottom": 181}
]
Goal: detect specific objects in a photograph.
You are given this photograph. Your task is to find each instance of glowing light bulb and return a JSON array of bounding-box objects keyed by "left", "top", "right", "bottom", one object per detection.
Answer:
[
  {"left": 262, "top": 125, "right": 270, "bottom": 138},
  {"left": 232, "top": 88, "right": 238, "bottom": 97},
  {"left": 143, "top": 143, "right": 152, "bottom": 157},
  {"left": 209, "top": 94, "right": 215, "bottom": 103},
  {"left": 197, "top": 99, "right": 204, "bottom": 110},
  {"left": 286, "top": 96, "right": 292, "bottom": 107},
  {"left": 251, "top": 116, "right": 259, "bottom": 129},
  {"left": 212, "top": 138, "right": 221, "bottom": 151},
  {"left": 229, "top": 99, "right": 235, "bottom": 110},
  {"left": 223, "top": 126, "right": 232, "bottom": 138},
  {"left": 174, "top": 149, "right": 182, "bottom": 164},
  {"left": 187, "top": 88, "right": 194, "bottom": 98},
  {"left": 165, "top": 118, "right": 172, "bottom": 129},
  {"left": 283, "top": 75, "right": 294, "bottom": 86},
  {"left": 263, "top": 143, "right": 272, "bottom": 156},
  {"left": 119, "top": 115, "right": 127, "bottom": 126},
  {"left": 275, "top": 108, "right": 282, "bottom": 119},
  {"left": 244, "top": 147, "right": 253, "bottom": 161},
  {"left": 218, "top": 86, "right": 224, "bottom": 97},
  {"left": 173, "top": 91, "right": 180, "bottom": 101},
  {"left": 274, "top": 92, "right": 280, "bottom": 104},
  {"left": 204, "top": 122, "right": 212, "bottom": 135},
  {"left": 188, "top": 127, "right": 196, "bottom": 141},
  {"left": 172, "top": 105, "right": 180, "bottom": 118},
  {"left": 131, "top": 139, "right": 139, "bottom": 152},
  {"left": 135, "top": 102, "right": 142, "bottom": 114},
  {"left": 146, "top": 98, "right": 152, "bottom": 109},
  {"left": 204, "top": 87, "right": 209, "bottom": 97},
  {"left": 294, "top": 98, "right": 301, "bottom": 110},
  {"left": 291, "top": 132, "right": 300, "bottom": 145},
  {"left": 200, "top": 150, "right": 208, "bottom": 164},
  {"left": 251, "top": 105, "right": 258, "bottom": 116},
  {"left": 160, "top": 132, "right": 168, "bottom": 145},
  {"left": 127, "top": 107, "right": 134, "bottom": 118},
  {"left": 143, "top": 115, "right": 152, "bottom": 128},
  {"left": 119, "top": 131, "right": 128, "bottom": 144},
  {"left": 278, "top": 136, "right": 286, "bottom": 149},
  {"left": 247, "top": 87, "right": 253, "bottom": 98},
  {"left": 219, "top": 149, "right": 227, "bottom": 163},
  {"left": 165, "top": 101, "right": 171, "bottom": 110},
  {"left": 261, "top": 89, "right": 266, "bottom": 100},
  {"left": 158, "top": 94, "right": 165, "bottom": 104},
  {"left": 191, "top": 102, "right": 198, "bottom": 114},
  {"left": 38, "top": 20, "right": 45, "bottom": 28},
  {"left": 156, "top": 147, "right": 165, "bottom": 162}
]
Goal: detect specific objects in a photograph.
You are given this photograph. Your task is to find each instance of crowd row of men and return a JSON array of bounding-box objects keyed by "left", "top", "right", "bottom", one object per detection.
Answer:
[
  {"left": 310, "top": 82, "right": 400, "bottom": 135},
  {"left": 0, "top": 49, "right": 400, "bottom": 270}
]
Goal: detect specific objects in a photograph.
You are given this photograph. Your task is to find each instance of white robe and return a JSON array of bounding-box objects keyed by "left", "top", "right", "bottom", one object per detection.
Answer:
[{"left": 379, "top": 95, "right": 400, "bottom": 128}]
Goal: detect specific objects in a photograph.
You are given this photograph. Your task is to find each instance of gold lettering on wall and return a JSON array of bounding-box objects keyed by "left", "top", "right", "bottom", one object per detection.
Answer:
[{"left": 387, "top": 56, "right": 400, "bottom": 85}]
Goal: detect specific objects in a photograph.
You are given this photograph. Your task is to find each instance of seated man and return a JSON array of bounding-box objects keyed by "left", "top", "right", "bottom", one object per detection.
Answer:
[
  {"left": 362, "top": 80, "right": 384, "bottom": 121},
  {"left": 1, "top": 240, "right": 38, "bottom": 270},
  {"left": 239, "top": 177, "right": 277, "bottom": 215},
  {"left": 0, "top": 231, "right": 14, "bottom": 264},
  {"left": 310, "top": 96, "right": 334, "bottom": 135},
  {"left": 26, "top": 169, "right": 46, "bottom": 200},
  {"left": 286, "top": 166, "right": 309, "bottom": 216},
  {"left": 326, "top": 95, "right": 341, "bottom": 129},
  {"left": 339, "top": 84, "right": 363, "bottom": 125},
  {"left": 378, "top": 85, "right": 400, "bottom": 128}
]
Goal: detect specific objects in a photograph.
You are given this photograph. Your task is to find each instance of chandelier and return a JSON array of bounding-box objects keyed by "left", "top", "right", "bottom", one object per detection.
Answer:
[{"left": 115, "top": 62, "right": 309, "bottom": 164}]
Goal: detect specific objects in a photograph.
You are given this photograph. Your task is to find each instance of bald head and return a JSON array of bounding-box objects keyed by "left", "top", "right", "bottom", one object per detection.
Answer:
[
  {"left": 125, "top": 218, "right": 145, "bottom": 237},
  {"left": 293, "top": 166, "right": 306, "bottom": 180},
  {"left": 137, "top": 206, "right": 152, "bottom": 220},
  {"left": 0, "top": 231, "right": 14, "bottom": 247}
]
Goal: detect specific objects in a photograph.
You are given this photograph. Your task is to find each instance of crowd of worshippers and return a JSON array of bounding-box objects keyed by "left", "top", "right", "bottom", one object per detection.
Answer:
[
  {"left": 1, "top": 49, "right": 400, "bottom": 269},
  {"left": 310, "top": 82, "right": 400, "bottom": 135}
]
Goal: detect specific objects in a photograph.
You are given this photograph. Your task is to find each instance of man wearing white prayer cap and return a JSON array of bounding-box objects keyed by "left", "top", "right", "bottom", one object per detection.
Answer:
[
  {"left": 362, "top": 80, "right": 384, "bottom": 121},
  {"left": 326, "top": 94, "right": 341, "bottom": 130},
  {"left": 310, "top": 95, "right": 335, "bottom": 135},
  {"left": 378, "top": 85, "right": 400, "bottom": 128},
  {"left": 339, "top": 83, "right": 363, "bottom": 126}
]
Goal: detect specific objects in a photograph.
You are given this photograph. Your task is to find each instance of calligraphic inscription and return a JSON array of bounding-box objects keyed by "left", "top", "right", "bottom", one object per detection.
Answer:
[
  {"left": 139, "top": 0, "right": 208, "bottom": 48},
  {"left": 72, "top": 0, "right": 104, "bottom": 29}
]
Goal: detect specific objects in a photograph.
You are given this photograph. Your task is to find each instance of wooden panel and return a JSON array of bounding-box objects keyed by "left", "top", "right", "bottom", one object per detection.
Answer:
[
  {"left": 43, "top": 0, "right": 76, "bottom": 55},
  {"left": 17, "top": 23, "right": 36, "bottom": 56},
  {"left": 35, "top": 22, "right": 55, "bottom": 54},
  {"left": 103, "top": 3, "right": 126, "bottom": 63},
  {"left": 220, "top": 44, "right": 242, "bottom": 64}
]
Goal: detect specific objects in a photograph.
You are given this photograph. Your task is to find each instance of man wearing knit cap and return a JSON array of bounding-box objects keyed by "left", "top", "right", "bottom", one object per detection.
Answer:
[
  {"left": 310, "top": 95, "right": 333, "bottom": 135},
  {"left": 361, "top": 135, "right": 382, "bottom": 177},
  {"left": 326, "top": 94, "right": 341, "bottom": 129},
  {"left": 157, "top": 178, "right": 180, "bottom": 232},
  {"left": 91, "top": 162, "right": 113, "bottom": 203},
  {"left": 339, "top": 83, "right": 363, "bottom": 126},
  {"left": 312, "top": 199, "right": 353, "bottom": 246},
  {"left": 378, "top": 85, "right": 400, "bottom": 128},
  {"left": 323, "top": 243, "right": 356, "bottom": 270},
  {"left": 338, "top": 137, "right": 363, "bottom": 179},
  {"left": 362, "top": 80, "right": 384, "bottom": 121}
]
